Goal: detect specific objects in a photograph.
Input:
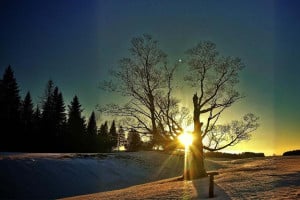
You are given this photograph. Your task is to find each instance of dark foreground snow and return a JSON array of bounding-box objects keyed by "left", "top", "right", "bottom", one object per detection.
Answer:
[{"left": 0, "top": 151, "right": 185, "bottom": 199}]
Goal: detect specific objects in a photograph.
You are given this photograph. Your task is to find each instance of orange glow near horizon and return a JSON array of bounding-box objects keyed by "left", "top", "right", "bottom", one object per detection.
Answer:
[{"left": 180, "top": 112, "right": 299, "bottom": 156}]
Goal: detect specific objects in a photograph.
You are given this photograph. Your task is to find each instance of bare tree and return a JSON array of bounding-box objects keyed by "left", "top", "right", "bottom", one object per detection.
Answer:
[
  {"left": 100, "top": 37, "right": 258, "bottom": 178},
  {"left": 184, "top": 41, "right": 259, "bottom": 179},
  {"left": 100, "top": 34, "right": 188, "bottom": 147}
]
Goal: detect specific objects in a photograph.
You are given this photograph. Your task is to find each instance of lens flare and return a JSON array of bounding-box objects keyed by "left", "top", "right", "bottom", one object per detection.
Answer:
[
  {"left": 178, "top": 132, "right": 193, "bottom": 180},
  {"left": 178, "top": 132, "right": 193, "bottom": 147}
]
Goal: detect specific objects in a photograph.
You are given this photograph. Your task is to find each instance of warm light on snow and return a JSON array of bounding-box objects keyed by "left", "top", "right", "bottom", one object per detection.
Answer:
[{"left": 178, "top": 132, "right": 193, "bottom": 147}]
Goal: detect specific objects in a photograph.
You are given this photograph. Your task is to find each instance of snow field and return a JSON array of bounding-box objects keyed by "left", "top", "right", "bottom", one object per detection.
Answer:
[{"left": 1, "top": 152, "right": 299, "bottom": 199}]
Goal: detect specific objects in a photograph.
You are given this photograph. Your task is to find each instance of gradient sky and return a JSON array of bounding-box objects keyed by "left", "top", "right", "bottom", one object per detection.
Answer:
[{"left": 1, "top": 0, "right": 299, "bottom": 155}]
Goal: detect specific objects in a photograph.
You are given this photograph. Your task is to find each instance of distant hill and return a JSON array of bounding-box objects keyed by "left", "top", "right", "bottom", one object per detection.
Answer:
[
  {"left": 283, "top": 150, "right": 300, "bottom": 156},
  {"left": 205, "top": 151, "right": 265, "bottom": 159}
]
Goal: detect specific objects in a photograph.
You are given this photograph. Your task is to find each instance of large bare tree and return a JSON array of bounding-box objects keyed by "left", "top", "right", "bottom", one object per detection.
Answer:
[
  {"left": 100, "top": 34, "right": 188, "bottom": 147},
  {"left": 100, "top": 36, "right": 258, "bottom": 179},
  {"left": 184, "top": 41, "right": 259, "bottom": 179}
]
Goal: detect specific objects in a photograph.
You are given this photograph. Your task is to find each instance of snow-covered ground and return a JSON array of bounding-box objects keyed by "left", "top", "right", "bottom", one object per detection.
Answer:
[
  {"left": 0, "top": 151, "right": 185, "bottom": 199},
  {"left": 0, "top": 152, "right": 299, "bottom": 199},
  {"left": 62, "top": 176, "right": 230, "bottom": 200},
  {"left": 215, "top": 156, "right": 300, "bottom": 199}
]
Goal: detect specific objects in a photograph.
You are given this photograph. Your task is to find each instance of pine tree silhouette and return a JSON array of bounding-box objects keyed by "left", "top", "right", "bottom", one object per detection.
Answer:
[
  {"left": 32, "top": 105, "right": 42, "bottom": 151},
  {"left": 98, "top": 121, "right": 109, "bottom": 152},
  {"left": 52, "top": 87, "right": 66, "bottom": 151},
  {"left": 67, "top": 95, "right": 86, "bottom": 152},
  {"left": 117, "top": 125, "right": 126, "bottom": 151},
  {"left": 39, "top": 80, "right": 67, "bottom": 152},
  {"left": 0, "top": 65, "right": 21, "bottom": 151},
  {"left": 87, "top": 111, "right": 98, "bottom": 152},
  {"left": 0, "top": 66, "right": 122, "bottom": 153},
  {"left": 126, "top": 129, "right": 142, "bottom": 152},
  {"left": 109, "top": 120, "right": 118, "bottom": 151},
  {"left": 87, "top": 111, "right": 97, "bottom": 136},
  {"left": 40, "top": 80, "right": 55, "bottom": 151},
  {"left": 21, "top": 92, "right": 34, "bottom": 151}
]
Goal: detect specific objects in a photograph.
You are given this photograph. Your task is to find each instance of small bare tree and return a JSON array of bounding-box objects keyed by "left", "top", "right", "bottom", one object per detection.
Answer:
[
  {"left": 184, "top": 41, "right": 259, "bottom": 179},
  {"left": 100, "top": 34, "right": 188, "bottom": 147}
]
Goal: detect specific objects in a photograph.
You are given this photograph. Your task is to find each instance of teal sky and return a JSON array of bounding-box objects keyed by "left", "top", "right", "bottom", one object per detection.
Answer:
[{"left": 1, "top": 0, "right": 299, "bottom": 155}]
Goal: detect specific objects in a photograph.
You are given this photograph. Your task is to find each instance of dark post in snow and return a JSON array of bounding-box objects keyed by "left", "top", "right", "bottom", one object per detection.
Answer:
[{"left": 207, "top": 171, "right": 219, "bottom": 198}]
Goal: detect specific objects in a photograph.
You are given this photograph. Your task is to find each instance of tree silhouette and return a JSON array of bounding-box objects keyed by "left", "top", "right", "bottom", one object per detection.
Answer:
[
  {"left": 98, "top": 121, "right": 108, "bottom": 136},
  {"left": 0, "top": 65, "right": 21, "bottom": 151},
  {"left": 117, "top": 125, "right": 126, "bottom": 151},
  {"left": 0, "top": 66, "right": 127, "bottom": 153},
  {"left": 32, "top": 105, "right": 42, "bottom": 151},
  {"left": 98, "top": 121, "right": 107, "bottom": 152},
  {"left": 40, "top": 80, "right": 55, "bottom": 151},
  {"left": 21, "top": 92, "right": 34, "bottom": 151},
  {"left": 184, "top": 41, "right": 259, "bottom": 179},
  {"left": 108, "top": 120, "right": 118, "bottom": 151},
  {"left": 87, "top": 111, "right": 98, "bottom": 152},
  {"left": 21, "top": 92, "right": 34, "bottom": 127},
  {"left": 53, "top": 87, "right": 66, "bottom": 133},
  {"left": 126, "top": 129, "right": 142, "bottom": 152},
  {"left": 40, "top": 81, "right": 67, "bottom": 151},
  {"left": 101, "top": 34, "right": 188, "bottom": 148},
  {"left": 87, "top": 111, "right": 97, "bottom": 136},
  {"left": 52, "top": 87, "right": 66, "bottom": 151},
  {"left": 67, "top": 95, "right": 86, "bottom": 152}
]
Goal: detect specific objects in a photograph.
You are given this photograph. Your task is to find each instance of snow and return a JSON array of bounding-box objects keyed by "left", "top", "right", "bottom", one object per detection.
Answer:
[
  {"left": 0, "top": 152, "right": 299, "bottom": 199},
  {"left": 0, "top": 151, "right": 184, "bottom": 199},
  {"left": 215, "top": 156, "right": 300, "bottom": 199},
  {"left": 62, "top": 176, "right": 230, "bottom": 200}
]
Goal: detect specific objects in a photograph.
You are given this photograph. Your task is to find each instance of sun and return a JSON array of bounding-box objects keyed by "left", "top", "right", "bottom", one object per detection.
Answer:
[{"left": 178, "top": 132, "right": 193, "bottom": 147}]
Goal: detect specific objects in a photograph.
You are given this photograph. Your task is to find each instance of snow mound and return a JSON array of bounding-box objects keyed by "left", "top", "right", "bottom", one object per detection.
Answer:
[{"left": 0, "top": 151, "right": 186, "bottom": 199}]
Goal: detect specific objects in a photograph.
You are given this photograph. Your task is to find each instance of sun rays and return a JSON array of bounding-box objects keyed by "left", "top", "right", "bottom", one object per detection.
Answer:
[{"left": 178, "top": 132, "right": 194, "bottom": 147}]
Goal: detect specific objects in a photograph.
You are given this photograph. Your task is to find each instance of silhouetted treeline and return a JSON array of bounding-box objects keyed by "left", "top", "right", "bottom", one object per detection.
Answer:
[
  {"left": 283, "top": 150, "right": 300, "bottom": 156},
  {"left": 205, "top": 151, "right": 265, "bottom": 159},
  {"left": 0, "top": 65, "right": 126, "bottom": 152}
]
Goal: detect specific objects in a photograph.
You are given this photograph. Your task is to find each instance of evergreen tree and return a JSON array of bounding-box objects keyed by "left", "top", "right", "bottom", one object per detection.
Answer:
[
  {"left": 87, "top": 111, "right": 97, "bottom": 136},
  {"left": 52, "top": 87, "right": 66, "bottom": 151},
  {"left": 32, "top": 105, "right": 42, "bottom": 151},
  {"left": 53, "top": 87, "right": 66, "bottom": 132},
  {"left": 22, "top": 92, "right": 34, "bottom": 126},
  {"left": 117, "top": 126, "right": 126, "bottom": 151},
  {"left": 0, "top": 65, "right": 21, "bottom": 151},
  {"left": 40, "top": 80, "right": 55, "bottom": 151},
  {"left": 67, "top": 95, "right": 86, "bottom": 152},
  {"left": 109, "top": 120, "right": 118, "bottom": 151},
  {"left": 98, "top": 121, "right": 108, "bottom": 136},
  {"left": 41, "top": 80, "right": 54, "bottom": 119},
  {"left": 33, "top": 106, "right": 42, "bottom": 123},
  {"left": 39, "top": 80, "right": 67, "bottom": 152},
  {"left": 98, "top": 121, "right": 109, "bottom": 152},
  {"left": 126, "top": 129, "right": 142, "bottom": 152},
  {"left": 87, "top": 111, "right": 98, "bottom": 152},
  {"left": 21, "top": 92, "right": 34, "bottom": 151}
]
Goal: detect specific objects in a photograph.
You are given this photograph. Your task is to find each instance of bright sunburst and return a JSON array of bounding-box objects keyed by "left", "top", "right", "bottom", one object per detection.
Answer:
[{"left": 178, "top": 132, "right": 193, "bottom": 147}]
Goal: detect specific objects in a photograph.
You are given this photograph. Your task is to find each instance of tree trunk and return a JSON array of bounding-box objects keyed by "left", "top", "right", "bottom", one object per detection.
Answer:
[{"left": 185, "top": 94, "right": 207, "bottom": 180}]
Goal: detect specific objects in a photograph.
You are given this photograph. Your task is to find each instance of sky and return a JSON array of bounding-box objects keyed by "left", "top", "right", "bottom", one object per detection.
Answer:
[{"left": 1, "top": 0, "right": 299, "bottom": 155}]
